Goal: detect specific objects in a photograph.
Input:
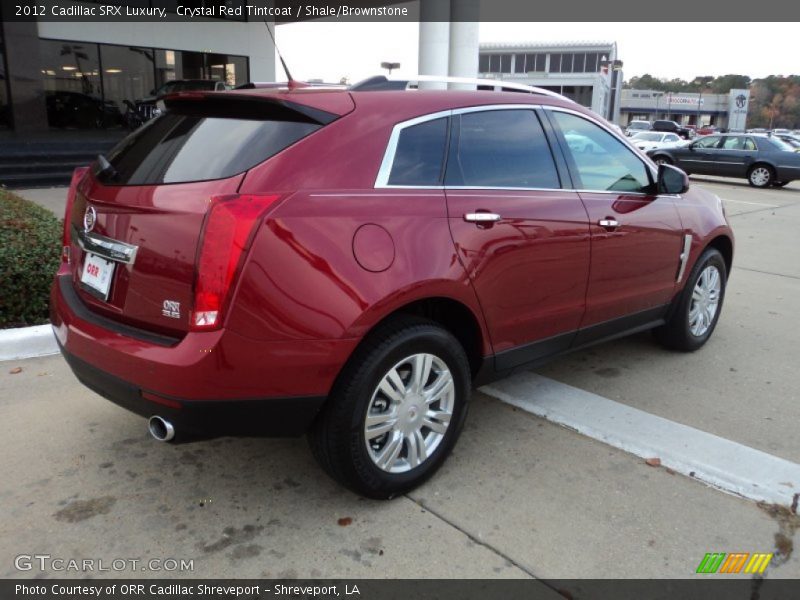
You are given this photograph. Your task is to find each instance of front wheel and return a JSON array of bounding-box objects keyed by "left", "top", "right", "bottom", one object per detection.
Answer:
[
  {"left": 308, "top": 317, "right": 471, "bottom": 499},
  {"left": 748, "top": 164, "right": 774, "bottom": 188},
  {"left": 654, "top": 248, "right": 727, "bottom": 352},
  {"left": 653, "top": 155, "right": 673, "bottom": 166}
]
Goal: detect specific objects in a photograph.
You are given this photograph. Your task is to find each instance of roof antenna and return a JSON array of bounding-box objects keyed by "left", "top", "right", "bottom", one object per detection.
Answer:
[{"left": 263, "top": 20, "right": 300, "bottom": 89}]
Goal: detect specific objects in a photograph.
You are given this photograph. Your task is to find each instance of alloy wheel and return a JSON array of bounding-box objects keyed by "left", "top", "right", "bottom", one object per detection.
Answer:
[
  {"left": 750, "top": 167, "right": 771, "bottom": 187},
  {"left": 689, "top": 265, "right": 722, "bottom": 337},
  {"left": 364, "top": 353, "right": 454, "bottom": 473}
]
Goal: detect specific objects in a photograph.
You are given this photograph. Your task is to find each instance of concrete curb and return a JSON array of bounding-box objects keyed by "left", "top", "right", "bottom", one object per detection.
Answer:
[{"left": 0, "top": 324, "right": 59, "bottom": 362}]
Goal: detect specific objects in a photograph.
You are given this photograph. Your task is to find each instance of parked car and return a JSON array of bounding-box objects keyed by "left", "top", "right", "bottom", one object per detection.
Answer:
[
  {"left": 52, "top": 81, "right": 734, "bottom": 498},
  {"left": 653, "top": 119, "right": 695, "bottom": 140},
  {"left": 648, "top": 133, "right": 800, "bottom": 187},
  {"left": 134, "top": 79, "right": 231, "bottom": 122},
  {"left": 45, "top": 91, "right": 122, "bottom": 129},
  {"left": 630, "top": 131, "right": 684, "bottom": 151},
  {"left": 625, "top": 119, "right": 652, "bottom": 137},
  {"left": 697, "top": 125, "right": 719, "bottom": 136},
  {"left": 769, "top": 133, "right": 800, "bottom": 151}
]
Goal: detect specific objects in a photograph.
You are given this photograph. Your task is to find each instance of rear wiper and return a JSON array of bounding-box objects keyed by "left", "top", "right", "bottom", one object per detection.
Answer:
[{"left": 95, "top": 154, "right": 118, "bottom": 181}]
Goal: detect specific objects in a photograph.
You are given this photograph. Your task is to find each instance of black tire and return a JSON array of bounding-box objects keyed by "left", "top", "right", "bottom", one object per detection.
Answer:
[
  {"left": 773, "top": 180, "right": 791, "bottom": 187},
  {"left": 654, "top": 248, "right": 727, "bottom": 352},
  {"left": 308, "top": 316, "right": 471, "bottom": 499},
  {"left": 747, "top": 164, "right": 774, "bottom": 188},
  {"left": 653, "top": 155, "right": 673, "bottom": 166}
]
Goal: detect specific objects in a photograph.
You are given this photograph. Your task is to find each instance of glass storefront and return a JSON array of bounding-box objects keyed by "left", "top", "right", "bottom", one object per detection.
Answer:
[
  {"left": 39, "top": 38, "right": 249, "bottom": 130},
  {"left": 0, "top": 26, "right": 10, "bottom": 129}
]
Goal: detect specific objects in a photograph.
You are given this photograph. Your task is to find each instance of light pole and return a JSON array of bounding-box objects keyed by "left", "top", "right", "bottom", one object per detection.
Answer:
[
  {"left": 381, "top": 61, "right": 400, "bottom": 75},
  {"left": 654, "top": 92, "right": 663, "bottom": 120}
]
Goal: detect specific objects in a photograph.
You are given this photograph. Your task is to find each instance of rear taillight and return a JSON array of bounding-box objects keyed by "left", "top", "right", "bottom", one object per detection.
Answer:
[
  {"left": 191, "top": 194, "right": 280, "bottom": 331},
  {"left": 62, "top": 166, "right": 89, "bottom": 263}
]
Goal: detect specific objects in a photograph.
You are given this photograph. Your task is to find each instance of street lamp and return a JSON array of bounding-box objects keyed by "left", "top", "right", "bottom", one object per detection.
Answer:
[
  {"left": 381, "top": 61, "right": 400, "bottom": 75},
  {"left": 653, "top": 91, "right": 663, "bottom": 120}
]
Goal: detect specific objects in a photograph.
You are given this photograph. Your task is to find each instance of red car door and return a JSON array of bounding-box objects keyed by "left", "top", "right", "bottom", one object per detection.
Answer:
[
  {"left": 443, "top": 108, "right": 591, "bottom": 369},
  {"left": 546, "top": 109, "right": 686, "bottom": 342}
]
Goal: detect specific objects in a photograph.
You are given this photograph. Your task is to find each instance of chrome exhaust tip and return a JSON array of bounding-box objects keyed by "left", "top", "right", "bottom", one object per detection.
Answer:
[{"left": 148, "top": 416, "right": 175, "bottom": 442}]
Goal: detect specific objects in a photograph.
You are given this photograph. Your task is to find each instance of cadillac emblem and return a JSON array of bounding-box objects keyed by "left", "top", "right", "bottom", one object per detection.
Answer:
[{"left": 83, "top": 206, "right": 97, "bottom": 233}]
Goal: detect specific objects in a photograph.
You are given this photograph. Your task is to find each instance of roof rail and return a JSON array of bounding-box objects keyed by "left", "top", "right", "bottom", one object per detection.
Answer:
[{"left": 350, "top": 74, "right": 576, "bottom": 104}]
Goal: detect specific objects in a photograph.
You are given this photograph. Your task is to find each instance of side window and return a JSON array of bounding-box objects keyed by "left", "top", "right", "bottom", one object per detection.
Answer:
[
  {"left": 694, "top": 135, "right": 721, "bottom": 149},
  {"left": 722, "top": 136, "right": 744, "bottom": 150},
  {"left": 743, "top": 137, "right": 757, "bottom": 151},
  {"left": 446, "top": 110, "right": 560, "bottom": 189},
  {"left": 550, "top": 111, "right": 653, "bottom": 193},
  {"left": 387, "top": 117, "right": 448, "bottom": 186}
]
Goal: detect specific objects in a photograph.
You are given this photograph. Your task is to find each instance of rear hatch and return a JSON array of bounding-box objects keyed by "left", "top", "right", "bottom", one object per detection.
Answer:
[{"left": 66, "top": 92, "right": 345, "bottom": 337}]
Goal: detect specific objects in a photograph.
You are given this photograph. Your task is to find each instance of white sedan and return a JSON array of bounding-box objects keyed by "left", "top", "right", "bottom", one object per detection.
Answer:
[{"left": 630, "top": 131, "right": 684, "bottom": 151}]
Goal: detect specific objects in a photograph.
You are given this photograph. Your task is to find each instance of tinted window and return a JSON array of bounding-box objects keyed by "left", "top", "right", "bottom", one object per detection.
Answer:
[
  {"left": 388, "top": 118, "right": 448, "bottom": 186},
  {"left": 552, "top": 111, "right": 652, "bottom": 193},
  {"left": 100, "top": 107, "right": 320, "bottom": 185},
  {"left": 446, "top": 110, "right": 560, "bottom": 189}
]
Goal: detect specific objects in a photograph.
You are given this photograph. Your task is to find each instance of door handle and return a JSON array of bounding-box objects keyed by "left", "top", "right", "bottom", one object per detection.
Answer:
[
  {"left": 598, "top": 218, "right": 620, "bottom": 230},
  {"left": 464, "top": 212, "right": 502, "bottom": 223}
]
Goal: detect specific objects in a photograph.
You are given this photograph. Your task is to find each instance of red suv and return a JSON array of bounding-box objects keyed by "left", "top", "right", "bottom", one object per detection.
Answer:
[{"left": 51, "top": 81, "right": 734, "bottom": 498}]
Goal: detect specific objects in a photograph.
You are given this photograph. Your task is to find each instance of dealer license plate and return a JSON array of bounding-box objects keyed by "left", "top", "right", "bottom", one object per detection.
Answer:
[{"left": 80, "top": 252, "right": 115, "bottom": 300}]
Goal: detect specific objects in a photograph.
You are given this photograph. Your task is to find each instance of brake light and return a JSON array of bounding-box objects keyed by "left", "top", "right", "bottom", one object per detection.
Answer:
[
  {"left": 62, "top": 166, "right": 89, "bottom": 262},
  {"left": 191, "top": 194, "right": 280, "bottom": 331}
]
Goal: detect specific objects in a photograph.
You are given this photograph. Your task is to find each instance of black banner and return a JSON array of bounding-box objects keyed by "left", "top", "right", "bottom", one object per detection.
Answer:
[
  {"left": 2, "top": 0, "right": 800, "bottom": 22},
  {"left": 4, "top": 579, "right": 800, "bottom": 600}
]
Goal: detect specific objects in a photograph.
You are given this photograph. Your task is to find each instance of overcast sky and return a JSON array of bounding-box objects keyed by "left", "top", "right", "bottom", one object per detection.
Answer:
[{"left": 276, "top": 21, "right": 798, "bottom": 83}]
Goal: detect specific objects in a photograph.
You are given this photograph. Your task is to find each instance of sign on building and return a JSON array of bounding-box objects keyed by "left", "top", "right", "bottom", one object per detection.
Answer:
[{"left": 727, "top": 89, "right": 750, "bottom": 132}]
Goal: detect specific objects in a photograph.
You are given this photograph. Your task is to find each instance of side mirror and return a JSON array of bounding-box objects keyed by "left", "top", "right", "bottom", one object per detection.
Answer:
[{"left": 658, "top": 164, "right": 690, "bottom": 195}]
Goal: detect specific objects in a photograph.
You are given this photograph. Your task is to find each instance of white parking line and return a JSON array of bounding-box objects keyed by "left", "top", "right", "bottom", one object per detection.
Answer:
[{"left": 481, "top": 373, "right": 800, "bottom": 508}]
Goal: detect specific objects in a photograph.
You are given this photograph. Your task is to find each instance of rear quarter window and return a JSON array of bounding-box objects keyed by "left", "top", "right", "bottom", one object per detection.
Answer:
[
  {"left": 387, "top": 117, "right": 448, "bottom": 186},
  {"left": 99, "top": 106, "right": 321, "bottom": 185}
]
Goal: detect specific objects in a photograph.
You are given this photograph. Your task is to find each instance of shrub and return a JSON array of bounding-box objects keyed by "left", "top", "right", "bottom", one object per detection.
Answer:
[{"left": 0, "top": 190, "right": 62, "bottom": 328}]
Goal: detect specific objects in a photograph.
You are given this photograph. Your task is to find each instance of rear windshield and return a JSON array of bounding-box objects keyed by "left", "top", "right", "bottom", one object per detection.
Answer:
[{"left": 97, "top": 105, "right": 321, "bottom": 185}]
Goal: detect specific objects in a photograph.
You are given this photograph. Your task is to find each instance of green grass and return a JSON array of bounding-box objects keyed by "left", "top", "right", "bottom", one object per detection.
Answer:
[{"left": 0, "top": 189, "right": 62, "bottom": 328}]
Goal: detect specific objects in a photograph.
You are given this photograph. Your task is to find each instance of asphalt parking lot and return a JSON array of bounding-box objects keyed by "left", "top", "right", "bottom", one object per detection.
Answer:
[{"left": 2, "top": 178, "right": 799, "bottom": 581}]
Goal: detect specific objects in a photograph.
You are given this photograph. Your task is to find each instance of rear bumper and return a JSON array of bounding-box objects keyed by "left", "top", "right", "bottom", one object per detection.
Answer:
[
  {"left": 51, "top": 275, "right": 358, "bottom": 437},
  {"left": 59, "top": 342, "right": 324, "bottom": 437}
]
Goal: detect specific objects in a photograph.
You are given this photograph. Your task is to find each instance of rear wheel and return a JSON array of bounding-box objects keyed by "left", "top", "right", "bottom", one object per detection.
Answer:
[
  {"left": 748, "top": 164, "right": 774, "bottom": 188},
  {"left": 308, "top": 317, "right": 471, "bottom": 499},
  {"left": 654, "top": 248, "right": 727, "bottom": 352}
]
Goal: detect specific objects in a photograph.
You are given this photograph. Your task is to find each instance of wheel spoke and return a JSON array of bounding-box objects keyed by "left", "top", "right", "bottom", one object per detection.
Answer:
[
  {"left": 411, "top": 354, "right": 433, "bottom": 393},
  {"left": 406, "top": 430, "right": 427, "bottom": 468},
  {"left": 375, "top": 432, "right": 403, "bottom": 470},
  {"left": 379, "top": 368, "right": 406, "bottom": 403},
  {"left": 423, "top": 409, "right": 451, "bottom": 434},
  {"left": 365, "top": 411, "right": 398, "bottom": 439},
  {"left": 424, "top": 371, "right": 454, "bottom": 405}
]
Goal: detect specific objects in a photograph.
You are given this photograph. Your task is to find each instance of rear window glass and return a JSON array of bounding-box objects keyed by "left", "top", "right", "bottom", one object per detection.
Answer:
[
  {"left": 98, "top": 107, "right": 320, "bottom": 185},
  {"left": 388, "top": 117, "right": 448, "bottom": 186}
]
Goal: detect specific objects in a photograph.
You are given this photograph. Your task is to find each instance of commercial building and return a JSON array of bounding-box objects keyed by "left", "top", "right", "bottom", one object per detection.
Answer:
[
  {"left": 0, "top": 6, "right": 276, "bottom": 133},
  {"left": 477, "top": 41, "right": 623, "bottom": 122},
  {"left": 619, "top": 89, "right": 751, "bottom": 131}
]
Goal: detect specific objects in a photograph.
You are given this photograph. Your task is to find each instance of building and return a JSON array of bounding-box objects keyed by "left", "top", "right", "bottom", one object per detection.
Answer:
[
  {"left": 0, "top": 9, "right": 276, "bottom": 134},
  {"left": 619, "top": 89, "right": 752, "bottom": 130},
  {"left": 477, "top": 41, "right": 623, "bottom": 121}
]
